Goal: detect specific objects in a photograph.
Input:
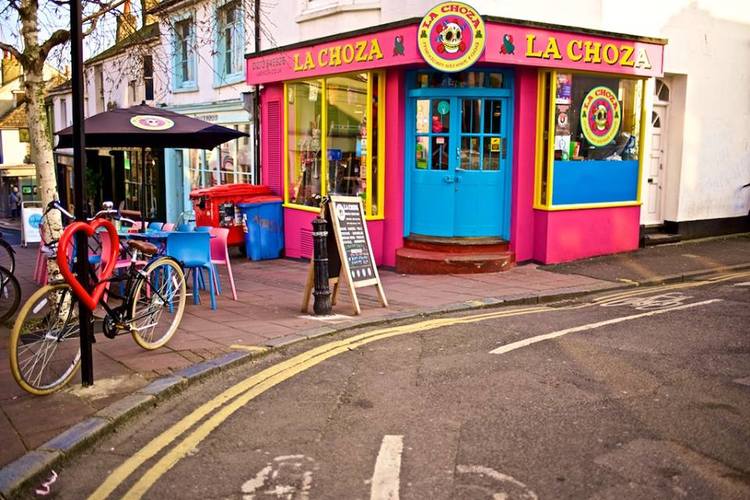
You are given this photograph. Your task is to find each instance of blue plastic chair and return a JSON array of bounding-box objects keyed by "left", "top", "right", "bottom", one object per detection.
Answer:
[
  {"left": 147, "top": 222, "right": 164, "bottom": 232},
  {"left": 166, "top": 232, "right": 216, "bottom": 310}
]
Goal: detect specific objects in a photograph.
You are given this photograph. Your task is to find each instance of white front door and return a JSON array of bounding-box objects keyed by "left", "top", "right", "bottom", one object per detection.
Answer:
[{"left": 644, "top": 103, "right": 668, "bottom": 225}]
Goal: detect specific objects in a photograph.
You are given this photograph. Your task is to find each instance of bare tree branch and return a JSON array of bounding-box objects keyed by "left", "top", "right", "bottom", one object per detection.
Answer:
[
  {"left": 0, "top": 40, "right": 28, "bottom": 66},
  {"left": 82, "top": 0, "right": 127, "bottom": 25},
  {"left": 40, "top": 28, "right": 69, "bottom": 59}
]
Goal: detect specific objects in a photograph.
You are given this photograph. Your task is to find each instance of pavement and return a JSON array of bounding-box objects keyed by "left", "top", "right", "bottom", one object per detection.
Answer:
[{"left": 0, "top": 232, "right": 748, "bottom": 497}]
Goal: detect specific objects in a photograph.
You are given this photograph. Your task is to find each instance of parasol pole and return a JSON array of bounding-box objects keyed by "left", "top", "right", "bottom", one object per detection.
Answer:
[{"left": 140, "top": 147, "right": 146, "bottom": 224}]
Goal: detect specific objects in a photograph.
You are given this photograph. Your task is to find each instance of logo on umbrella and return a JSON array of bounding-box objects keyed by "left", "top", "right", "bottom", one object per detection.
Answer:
[{"left": 130, "top": 115, "right": 175, "bottom": 131}]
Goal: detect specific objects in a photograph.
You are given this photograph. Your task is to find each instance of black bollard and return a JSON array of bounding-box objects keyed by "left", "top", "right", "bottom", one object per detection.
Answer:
[{"left": 312, "top": 216, "right": 332, "bottom": 315}]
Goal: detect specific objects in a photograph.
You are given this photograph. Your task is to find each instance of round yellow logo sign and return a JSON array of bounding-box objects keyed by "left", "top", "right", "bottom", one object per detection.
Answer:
[
  {"left": 130, "top": 115, "right": 175, "bottom": 131},
  {"left": 417, "top": 2, "right": 485, "bottom": 73},
  {"left": 580, "top": 86, "right": 621, "bottom": 147}
]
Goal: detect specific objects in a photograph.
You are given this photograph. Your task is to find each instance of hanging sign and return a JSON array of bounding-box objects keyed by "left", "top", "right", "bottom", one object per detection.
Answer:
[
  {"left": 580, "top": 86, "right": 621, "bottom": 147},
  {"left": 417, "top": 1, "right": 485, "bottom": 72},
  {"left": 302, "top": 196, "right": 387, "bottom": 315}
]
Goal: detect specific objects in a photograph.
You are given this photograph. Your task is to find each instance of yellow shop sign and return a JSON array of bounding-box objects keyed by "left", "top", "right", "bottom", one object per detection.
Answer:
[
  {"left": 293, "top": 38, "right": 384, "bottom": 72},
  {"left": 525, "top": 34, "right": 653, "bottom": 70}
]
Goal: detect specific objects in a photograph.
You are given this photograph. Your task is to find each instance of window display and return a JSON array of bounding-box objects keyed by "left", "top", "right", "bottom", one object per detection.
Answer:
[
  {"left": 536, "top": 70, "right": 644, "bottom": 208},
  {"left": 285, "top": 72, "right": 384, "bottom": 218}
]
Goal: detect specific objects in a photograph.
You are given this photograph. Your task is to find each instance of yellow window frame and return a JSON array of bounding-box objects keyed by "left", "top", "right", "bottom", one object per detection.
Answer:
[
  {"left": 533, "top": 69, "right": 648, "bottom": 211},
  {"left": 282, "top": 70, "right": 386, "bottom": 220}
]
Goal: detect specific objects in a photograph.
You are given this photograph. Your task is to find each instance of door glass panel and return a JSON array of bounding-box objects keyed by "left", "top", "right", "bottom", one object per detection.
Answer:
[
  {"left": 460, "top": 136, "right": 481, "bottom": 170},
  {"left": 484, "top": 100, "right": 502, "bottom": 134},
  {"left": 431, "top": 100, "right": 450, "bottom": 132},
  {"left": 461, "top": 99, "right": 481, "bottom": 134},
  {"left": 483, "top": 137, "right": 501, "bottom": 171},
  {"left": 431, "top": 136, "right": 449, "bottom": 170},
  {"left": 415, "top": 136, "right": 429, "bottom": 169},
  {"left": 488, "top": 73, "right": 503, "bottom": 88},
  {"left": 416, "top": 99, "right": 431, "bottom": 133}
]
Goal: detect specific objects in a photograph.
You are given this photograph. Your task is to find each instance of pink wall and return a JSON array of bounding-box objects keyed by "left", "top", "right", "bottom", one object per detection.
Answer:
[
  {"left": 273, "top": 70, "right": 404, "bottom": 267},
  {"left": 263, "top": 65, "right": 641, "bottom": 268},
  {"left": 510, "top": 67, "right": 539, "bottom": 263},
  {"left": 534, "top": 206, "right": 642, "bottom": 263}
]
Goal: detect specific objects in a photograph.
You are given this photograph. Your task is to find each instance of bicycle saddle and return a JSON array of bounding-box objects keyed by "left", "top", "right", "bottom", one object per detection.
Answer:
[{"left": 126, "top": 239, "right": 158, "bottom": 256}]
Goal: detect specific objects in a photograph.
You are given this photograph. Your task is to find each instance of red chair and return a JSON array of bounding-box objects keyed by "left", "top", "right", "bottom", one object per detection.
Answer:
[{"left": 209, "top": 227, "right": 237, "bottom": 301}]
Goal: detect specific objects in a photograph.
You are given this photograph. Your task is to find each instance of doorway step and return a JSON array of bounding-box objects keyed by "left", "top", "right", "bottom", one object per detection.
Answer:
[
  {"left": 396, "top": 235, "right": 515, "bottom": 274},
  {"left": 640, "top": 224, "right": 681, "bottom": 247}
]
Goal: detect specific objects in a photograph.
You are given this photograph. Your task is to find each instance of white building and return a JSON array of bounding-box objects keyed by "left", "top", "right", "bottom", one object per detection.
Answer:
[
  {"left": 0, "top": 53, "right": 63, "bottom": 216},
  {"left": 147, "top": 0, "right": 257, "bottom": 222}
]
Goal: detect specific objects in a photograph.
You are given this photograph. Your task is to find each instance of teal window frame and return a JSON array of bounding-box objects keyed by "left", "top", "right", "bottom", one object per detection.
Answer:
[
  {"left": 213, "top": 0, "right": 244, "bottom": 87},
  {"left": 171, "top": 12, "right": 198, "bottom": 92}
]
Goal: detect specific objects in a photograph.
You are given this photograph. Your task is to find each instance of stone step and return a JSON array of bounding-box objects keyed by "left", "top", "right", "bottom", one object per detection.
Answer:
[
  {"left": 642, "top": 232, "right": 682, "bottom": 246},
  {"left": 404, "top": 235, "right": 509, "bottom": 254},
  {"left": 396, "top": 247, "right": 515, "bottom": 274}
]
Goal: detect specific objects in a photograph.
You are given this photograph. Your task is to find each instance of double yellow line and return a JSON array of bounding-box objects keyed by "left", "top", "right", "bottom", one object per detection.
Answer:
[
  {"left": 90, "top": 305, "right": 549, "bottom": 499},
  {"left": 91, "top": 270, "right": 750, "bottom": 499}
]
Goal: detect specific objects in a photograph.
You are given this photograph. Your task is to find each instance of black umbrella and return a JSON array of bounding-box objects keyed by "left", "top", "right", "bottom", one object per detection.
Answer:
[{"left": 56, "top": 103, "right": 248, "bottom": 220}]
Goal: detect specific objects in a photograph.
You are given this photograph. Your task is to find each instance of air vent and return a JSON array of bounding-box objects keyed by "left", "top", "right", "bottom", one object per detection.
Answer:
[
  {"left": 300, "top": 227, "right": 313, "bottom": 259},
  {"left": 267, "top": 100, "right": 282, "bottom": 194}
]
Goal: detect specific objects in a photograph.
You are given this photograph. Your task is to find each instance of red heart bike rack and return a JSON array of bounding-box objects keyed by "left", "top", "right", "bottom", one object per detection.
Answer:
[{"left": 57, "top": 220, "right": 120, "bottom": 311}]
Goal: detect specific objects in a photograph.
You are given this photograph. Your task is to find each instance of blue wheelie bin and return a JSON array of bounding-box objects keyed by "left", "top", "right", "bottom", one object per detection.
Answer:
[{"left": 238, "top": 196, "right": 284, "bottom": 260}]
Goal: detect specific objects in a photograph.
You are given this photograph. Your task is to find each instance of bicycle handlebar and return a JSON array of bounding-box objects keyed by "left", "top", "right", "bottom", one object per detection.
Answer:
[{"left": 46, "top": 201, "right": 136, "bottom": 226}]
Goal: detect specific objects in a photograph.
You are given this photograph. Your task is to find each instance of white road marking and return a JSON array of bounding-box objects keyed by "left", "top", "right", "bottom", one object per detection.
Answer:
[
  {"left": 455, "top": 465, "right": 538, "bottom": 499},
  {"left": 734, "top": 282, "right": 750, "bottom": 287},
  {"left": 370, "top": 435, "right": 404, "bottom": 500},
  {"left": 600, "top": 292, "right": 692, "bottom": 311},
  {"left": 241, "top": 455, "right": 315, "bottom": 499},
  {"left": 491, "top": 299, "right": 722, "bottom": 355}
]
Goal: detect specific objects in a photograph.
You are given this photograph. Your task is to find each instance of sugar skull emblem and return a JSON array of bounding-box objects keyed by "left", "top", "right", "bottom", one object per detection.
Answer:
[
  {"left": 594, "top": 104, "right": 609, "bottom": 131},
  {"left": 437, "top": 20, "right": 466, "bottom": 54}
]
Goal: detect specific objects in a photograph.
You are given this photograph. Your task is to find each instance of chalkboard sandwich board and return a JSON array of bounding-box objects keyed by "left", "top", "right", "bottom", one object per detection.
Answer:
[{"left": 302, "top": 195, "right": 387, "bottom": 315}]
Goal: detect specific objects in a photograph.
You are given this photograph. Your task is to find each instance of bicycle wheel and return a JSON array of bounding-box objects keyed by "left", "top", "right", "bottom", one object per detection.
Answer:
[
  {"left": 0, "top": 265, "right": 20, "bottom": 323},
  {"left": 9, "top": 283, "right": 82, "bottom": 395},
  {"left": 130, "top": 257, "right": 186, "bottom": 350},
  {"left": 0, "top": 239, "right": 14, "bottom": 275}
]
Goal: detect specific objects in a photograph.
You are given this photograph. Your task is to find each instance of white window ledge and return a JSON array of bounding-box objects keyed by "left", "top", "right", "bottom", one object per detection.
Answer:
[{"left": 296, "top": 2, "right": 380, "bottom": 23}]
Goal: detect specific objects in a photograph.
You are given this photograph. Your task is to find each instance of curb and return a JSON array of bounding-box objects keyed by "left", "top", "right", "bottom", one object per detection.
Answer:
[{"left": 1, "top": 264, "right": 749, "bottom": 498}]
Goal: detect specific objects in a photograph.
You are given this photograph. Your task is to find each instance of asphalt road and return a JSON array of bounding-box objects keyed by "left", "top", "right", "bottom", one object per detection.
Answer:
[{"left": 24, "top": 272, "right": 750, "bottom": 499}]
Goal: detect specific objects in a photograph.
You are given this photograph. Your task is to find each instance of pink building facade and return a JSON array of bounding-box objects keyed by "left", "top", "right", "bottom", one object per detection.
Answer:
[{"left": 247, "top": 5, "right": 665, "bottom": 268}]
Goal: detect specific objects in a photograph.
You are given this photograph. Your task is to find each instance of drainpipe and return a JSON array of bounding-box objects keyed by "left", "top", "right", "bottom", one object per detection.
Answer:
[{"left": 253, "top": 0, "right": 261, "bottom": 185}]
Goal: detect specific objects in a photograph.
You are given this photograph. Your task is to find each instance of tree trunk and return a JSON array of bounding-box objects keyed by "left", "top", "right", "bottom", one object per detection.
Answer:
[{"left": 25, "top": 69, "right": 63, "bottom": 282}]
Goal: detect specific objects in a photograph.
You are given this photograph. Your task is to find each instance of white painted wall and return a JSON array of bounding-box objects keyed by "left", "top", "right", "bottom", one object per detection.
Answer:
[
  {"left": 0, "top": 129, "right": 30, "bottom": 164},
  {"left": 153, "top": 1, "right": 252, "bottom": 107},
  {"left": 257, "top": 0, "right": 750, "bottom": 223}
]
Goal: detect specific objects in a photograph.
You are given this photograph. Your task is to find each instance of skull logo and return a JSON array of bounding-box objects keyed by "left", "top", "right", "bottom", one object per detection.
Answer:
[
  {"left": 594, "top": 104, "right": 609, "bottom": 131},
  {"left": 438, "top": 21, "right": 465, "bottom": 54}
]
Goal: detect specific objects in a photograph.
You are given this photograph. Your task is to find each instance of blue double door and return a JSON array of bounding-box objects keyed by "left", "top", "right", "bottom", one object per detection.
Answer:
[{"left": 408, "top": 90, "right": 513, "bottom": 239}]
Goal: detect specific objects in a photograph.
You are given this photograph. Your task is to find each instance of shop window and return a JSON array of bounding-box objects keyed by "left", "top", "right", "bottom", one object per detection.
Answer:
[
  {"left": 285, "top": 72, "right": 385, "bottom": 218},
  {"left": 187, "top": 124, "right": 252, "bottom": 190},
  {"left": 535, "top": 70, "right": 644, "bottom": 209}
]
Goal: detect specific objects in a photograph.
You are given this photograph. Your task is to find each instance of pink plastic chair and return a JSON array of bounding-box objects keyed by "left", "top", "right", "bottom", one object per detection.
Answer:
[
  {"left": 209, "top": 227, "right": 237, "bottom": 301},
  {"left": 162, "top": 223, "right": 175, "bottom": 231}
]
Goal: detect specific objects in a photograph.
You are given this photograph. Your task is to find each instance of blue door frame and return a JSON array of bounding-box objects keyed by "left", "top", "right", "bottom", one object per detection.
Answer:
[{"left": 404, "top": 70, "right": 515, "bottom": 239}]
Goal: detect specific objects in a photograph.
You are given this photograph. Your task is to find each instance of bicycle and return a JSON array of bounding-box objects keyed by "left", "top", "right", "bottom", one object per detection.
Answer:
[
  {"left": 0, "top": 232, "right": 15, "bottom": 275},
  {"left": 0, "top": 265, "right": 20, "bottom": 323},
  {"left": 9, "top": 201, "right": 187, "bottom": 395}
]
